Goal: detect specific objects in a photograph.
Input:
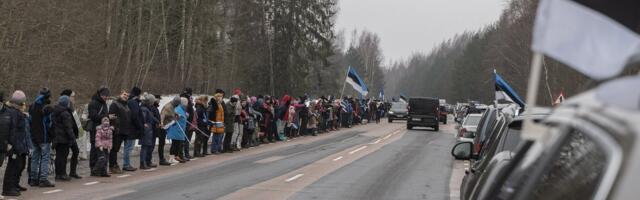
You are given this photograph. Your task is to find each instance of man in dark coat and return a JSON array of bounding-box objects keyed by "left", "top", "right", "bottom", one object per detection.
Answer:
[
  {"left": 52, "top": 96, "right": 76, "bottom": 182},
  {"left": 108, "top": 91, "right": 135, "bottom": 173},
  {"left": 124, "top": 87, "right": 144, "bottom": 170},
  {"left": 60, "top": 89, "right": 82, "bottom": 179},
  {"left": 153, "top": 94, "right": 170, "bottom": 166},
  {"left": 2, "top": 91, "right": 33, "bottom": 197},
  {"left": 88, "top": 87, "right": 110, "bottom": 174},
  {"left": 27, "top": 88, "right": 55, "bottom": 187}
]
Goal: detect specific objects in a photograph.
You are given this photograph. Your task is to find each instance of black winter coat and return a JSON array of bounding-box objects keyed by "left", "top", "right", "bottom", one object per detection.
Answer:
[
  {"left": 195, "top": 103, "right": 208, "bottom": 131},
  {"left": 127, "top": 97, "right": 144, "bottom": 139},
  {"left": 109, "top": 99, "right": 136, "bottom": 138},
  {"left": 88, "top": 93, "right": 109, "bottom": 143},
  {"left": 28, "top": 100, "right": 53, "bottom": 144},
  {"left": 52, "top": 105, "right": 75, "bottom": 145}
]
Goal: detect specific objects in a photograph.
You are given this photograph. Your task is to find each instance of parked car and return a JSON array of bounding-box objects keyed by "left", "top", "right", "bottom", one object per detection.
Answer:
[
  {"left": 457, "top": 113, "right": 483, "bottom": 142},
  {"left": 475, "top": 76, "right": 640, "bottom": 200},
  {"left": 387, "top": 102, "right": 408, "bottom": 123},
  {"left": 452, "top": 108, "right": 549, "bottom": 200},
  {"left": 407, "top": 97, "right": 440, "bottom": 131}
]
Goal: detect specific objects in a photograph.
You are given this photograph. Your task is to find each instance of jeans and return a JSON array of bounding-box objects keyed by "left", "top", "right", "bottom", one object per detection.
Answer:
[
  {"left": 211, "top": 134, "right": 224, "bottom": 153},
  {"left": 30, "top": 143, "right": 51, "bottom": 181},
  {"left": 123, "top": 139, "right": 135, "bottom": 168},
  {"left": 140, "top": 145, "right": 153, "bottom": 166},
  {"left": 55, "top": 143, "right": 70, "bottom": 176}
]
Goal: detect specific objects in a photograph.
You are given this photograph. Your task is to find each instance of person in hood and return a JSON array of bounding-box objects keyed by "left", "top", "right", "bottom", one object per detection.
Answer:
[
  {"left": 139, "top": 93, "right": 159, "bottom": 169},
  {"left": 167, "top": 97, "right": 188, "bottom": 163},
  {"left": 2, "top": 90, "right": 33, "bottom": 197},
  {"left": 27, "top": 88, "right": 55, "bottom": 187},
  {"left": 88, "top": 87, "right": 110, "bottom": 175},
  {"left": 223, "top": 92, "right": 236, "bottom": 152},
  {"left": 92, "top": 117, "right": 113, "bottom": 177},
  {"left": 59, "top": 89, "right": 82, "bottom": 180},
  {"left": 52, "top": 95, "right": 76, "bottom": 182}
]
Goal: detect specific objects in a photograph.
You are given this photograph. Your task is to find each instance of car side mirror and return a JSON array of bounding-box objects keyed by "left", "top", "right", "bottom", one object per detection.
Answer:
[{"left": 451, "top": 142, "right": 473, "bottom": 160}]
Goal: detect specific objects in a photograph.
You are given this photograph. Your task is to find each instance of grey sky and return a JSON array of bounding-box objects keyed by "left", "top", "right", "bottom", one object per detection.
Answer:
[{"left": 336, "top": 0, "right": 506, "bottom": 64}]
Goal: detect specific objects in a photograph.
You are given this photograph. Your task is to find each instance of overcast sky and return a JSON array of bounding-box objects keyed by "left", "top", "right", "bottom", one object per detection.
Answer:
[{"left": 336, "top": 0, "right": 506, "bottom": 65}]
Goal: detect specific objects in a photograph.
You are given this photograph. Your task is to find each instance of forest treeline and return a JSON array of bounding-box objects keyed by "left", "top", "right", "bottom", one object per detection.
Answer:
[
  {"left": 0, "top": 0, "right": 386, "bottom": 102},
  {"left": 384, "top": 0, "right": 633, "bottom": 105}
]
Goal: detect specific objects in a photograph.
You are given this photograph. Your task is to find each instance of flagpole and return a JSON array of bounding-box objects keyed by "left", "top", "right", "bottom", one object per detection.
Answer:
[
  {"left": 522, "top": 53, "right": 544, "bottom": 140},
  {"left": 340, "top": 66, "right": 350, "bottom": 99}
]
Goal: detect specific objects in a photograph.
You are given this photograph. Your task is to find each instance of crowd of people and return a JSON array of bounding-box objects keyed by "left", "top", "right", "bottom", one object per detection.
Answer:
[{"left": 0, "top": 86, "right": 389, "bottom": 197}]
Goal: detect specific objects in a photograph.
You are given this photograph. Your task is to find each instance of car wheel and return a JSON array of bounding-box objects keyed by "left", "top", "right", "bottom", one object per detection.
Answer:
[
  {"left": 388, "top": 119, "right": 393, "bottom": 123},
  {"left": 407, "top": 125, "right": 412, "bottom": 130},
  {"left": 434, "top": 126, "right": 439, "bottom": 132}
]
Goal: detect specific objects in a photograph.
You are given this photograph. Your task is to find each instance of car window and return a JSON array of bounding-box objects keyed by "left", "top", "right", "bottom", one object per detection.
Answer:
[
  {"left": 500, "top": 128, "right": 521, "bottom": 151},
  {"left": 473, "top": 117, "right": 507, "bottom": 169},
  {"left": 464, "top": 115, "right": 482, "bottom": 126},
  {"left": 392, "top": 103, "right": 407, "bottom": 110},
  {"left": 528, "top": 129, "right": 607, "bottom": 200}
]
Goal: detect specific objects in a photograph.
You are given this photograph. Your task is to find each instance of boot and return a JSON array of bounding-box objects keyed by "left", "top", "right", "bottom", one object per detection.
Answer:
[
  {"left": 16, "top": 185, "right": 27, "bottom": 191},
  {"left": 159, "top": 159, "right": 171, "bottom": 166},
  {"left": 55, "top": 175, "right": 71, "bottom": 182},
  {"left": 69, "top": 173, "right": 82, "bottom": 179},
  {"left": 110, "top": 166, "right": 123, "bottom": 174},
  {"left": 139, "top": 162, "right": 150, "bottom": 170},
  {"left": 28, "top": 179, "right": 39, "bottom": 187},
  {"left": 122, "top": 166, "right": 138, "bottom": 172},
  {"left": 38, "top": 180, "right": 55, "bottom": 188},
  {"left": 2, "top": 189, "right": 20, "bottom": 197}
]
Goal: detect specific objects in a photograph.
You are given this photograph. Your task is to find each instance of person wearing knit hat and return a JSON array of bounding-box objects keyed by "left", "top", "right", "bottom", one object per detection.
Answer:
[
  {"left": 52, "top": 95, "right": 78, "bottom": 182},
  {"left": 87, "top": 87, "right": 110, "bottom": 175},
  {"left": 10, "top": 90, "right": 26, "bottom": 107},
  {"left": 58, "top": 89, "right": 83, "bottom": 179},
  {"left": 2, "top": 90, "right": 31, "bottom": 197}
]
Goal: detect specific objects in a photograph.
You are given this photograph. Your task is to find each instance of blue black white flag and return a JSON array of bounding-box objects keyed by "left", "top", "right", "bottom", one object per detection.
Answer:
[
  {"left": 532, "top": 0, "right": 640, "bottom": 80},
  {"left": 345, "top": 66, "right": 368, "bottom": 96},
  {"left": 495, "top": 71, "right": 526, "bottom": 108},
  {"left": 379, "top": 88, "right": 384, "bottom": 100}
]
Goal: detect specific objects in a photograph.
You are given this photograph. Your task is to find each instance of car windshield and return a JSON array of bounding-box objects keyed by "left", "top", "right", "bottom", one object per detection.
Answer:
[
  {"left": 392, "top": 103, "right": 407, "bottom": 110},
  {"left": 464, "top": 115, "right": 482, "bottom": 126}
]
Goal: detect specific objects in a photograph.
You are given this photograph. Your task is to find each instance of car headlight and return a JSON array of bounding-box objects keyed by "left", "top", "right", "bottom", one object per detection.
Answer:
[{"left": 388, "top": 111, "right": 394, "bottom": 114}]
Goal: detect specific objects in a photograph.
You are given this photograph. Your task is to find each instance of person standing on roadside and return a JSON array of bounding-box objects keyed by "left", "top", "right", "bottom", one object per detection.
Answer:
[
  {"left": 108, "top": 91, "right": 131, "bottom": 173},
  {"left": 193, "top": 96, "right": 210, "bottom": 157},
  {"left": 208, "top": 90, "right": 226, "bottom": 154},
  {"left": 167, "top": 97, "right": 189, "bottom": 163},
  {"left": 92, "top": 117, "right": 113, "bottom": 177},
  {"left": 139, "top": 93, "right": 159, "bottom": 169},
  {"left": 2, "top": 91, "right": 33, "bottom": 197},
  {"left": 28, "top": 88, "right": 55, "bottom": 187},
  {"left": 154, "top": 94, "right": 170, "bottom": 166},
  {"left": 163, "top": 97, "right": 184, "bottom": 163},
  {"left": 60, "top": 89, "right": 82, "bottom": 179},
  {"left": 180, "top": 88, "right": 195, "bottom": 160},
  {"left": 87, "top": 87, "right": 110, "bottom": 174},
  {"left": 123, "top": 87, "right": 144, "bottom": 171},
  {"left": 52, "top": 95, "right": 76, "bottom": 182}
]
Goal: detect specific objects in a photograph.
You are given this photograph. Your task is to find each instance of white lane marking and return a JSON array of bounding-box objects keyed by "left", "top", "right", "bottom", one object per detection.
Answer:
[
  {"left": 370, "top": 139, "right": 382, "bottom": 144},
  {"left": 382, "top": 134, "right": 392, "bottom": 140},
  {"left": 464, "top": 163, "right": 469, "bottom": 166},
  {"left": 190, "top": 158, "right": 199, "bottom": 161},
  {"left": 43, "top": 189, "right": 63, "bottom": 194},
  {"left": 117, "top": 174, "right": 131, "bottom": 178},
  {"left": 285, "top": 174, "right": 304, "bottom": 182},
  {"left": 349, "top": 146, "right": 368, "bottom": 154},
  {"left": 333, "top": 156, "right": 343, "bottom": 161},
  {"left": 144, "top": 168, "right": 157, "bottom": 172},
  {"left": 84, "top": 181, "right": 100, "bottom": 186}
]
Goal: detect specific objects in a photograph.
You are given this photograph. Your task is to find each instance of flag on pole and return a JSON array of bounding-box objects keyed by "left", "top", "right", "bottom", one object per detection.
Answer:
[
  {"left": 378, "top": 88, "right": 384, "bottom": 100},
  {"left": 532, "top": 0, "right": 640, "bottom": 80},
  {"left": 399, "top": 94, "right": 408, "bottom": 103},
  {"left": 553, "top": 92, "right": 565, "bottom": 106},
  {"left": 495, "top": 70, "right": 526, "bottom": 108},
  {"left": 345, "top": 66, "right": 369, "bottom": 96}
]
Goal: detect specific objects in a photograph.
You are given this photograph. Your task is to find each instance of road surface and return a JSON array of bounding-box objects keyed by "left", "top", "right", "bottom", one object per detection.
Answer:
[{"left": 18, "top": 120, "right": 457, "bottom": 200}]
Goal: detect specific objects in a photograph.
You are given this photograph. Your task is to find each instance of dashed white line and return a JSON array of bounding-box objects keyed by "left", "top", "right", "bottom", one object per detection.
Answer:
[
  {"left": 84, "top": 181, "right": 99, "bottom": 186},
  {"left": 190, "top": 158, "right": 199, "bottom": 161},
  {"left": 370, "top": 139, "right": 382, "bottom": 144},
  {"left": 43, "top": 189, "right": 63, "bottom": 194},
  {"left": 382, "top": 134, "right": 392, "bottom": 140},
  {"left": 144, "top": 168, "right": 157, "bottom": 172},
  {"left": 117, "top": 174, "right": 131, "bottom": 178},
  {"left": 349, "top": 146, "right": 368, "bottom": 154},
  {"left": 285, "top": 174, "right": 304, "bottom": 182},
  {"left": 332, "top": 156, "right": 343, "bottom": 161}
]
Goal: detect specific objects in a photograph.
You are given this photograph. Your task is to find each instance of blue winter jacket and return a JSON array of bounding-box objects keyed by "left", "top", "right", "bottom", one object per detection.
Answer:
[{"left": 166, "top": 105, "right": 187, "bottom": 141}]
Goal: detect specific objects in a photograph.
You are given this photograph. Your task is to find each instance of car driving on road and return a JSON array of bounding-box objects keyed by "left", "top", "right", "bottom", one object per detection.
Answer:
[
  {"left": 407, "top": 97, "right": 440, "bottom": 131},
  {"left": 387, "top": 101, "right": 408, "bottom": 123}
]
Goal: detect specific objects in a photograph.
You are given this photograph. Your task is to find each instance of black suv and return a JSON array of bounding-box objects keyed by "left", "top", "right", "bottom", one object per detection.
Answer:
[{"left": 407, "top": 97, "right": 439, "bottom": 131}]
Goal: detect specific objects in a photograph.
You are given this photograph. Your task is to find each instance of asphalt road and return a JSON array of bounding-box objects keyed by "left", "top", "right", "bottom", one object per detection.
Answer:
[{"left": 18, "top": 120, "right": 457, "bottom": 200}]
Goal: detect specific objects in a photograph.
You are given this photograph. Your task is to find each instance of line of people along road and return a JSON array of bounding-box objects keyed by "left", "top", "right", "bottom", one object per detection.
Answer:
[{"left": 0, "top": 87, "right": 389, "bottom": 197}]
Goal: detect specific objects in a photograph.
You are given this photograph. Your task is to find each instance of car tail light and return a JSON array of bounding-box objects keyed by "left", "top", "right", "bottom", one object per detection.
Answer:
[{"left": 458, "top": 128, "right": 467, "bottom": 137}]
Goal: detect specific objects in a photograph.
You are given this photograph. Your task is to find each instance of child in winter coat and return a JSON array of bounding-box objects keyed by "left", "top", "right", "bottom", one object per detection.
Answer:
[{"left": 92, "top": 117, "right": 113, "bottom": 177}]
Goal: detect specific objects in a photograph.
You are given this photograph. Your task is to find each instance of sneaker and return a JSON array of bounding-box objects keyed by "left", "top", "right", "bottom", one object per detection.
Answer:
[
  {"left": 28, "top": 179, "right": 39, "bottom": 187},
  {"left": 70, "top": 173, "right": 82, "bottom": 179},
  {"left": 38, "top": 180, "right": 55, "bottom": 188},
  {"left": 110, "top": 166, "right": 123, "bottom": 174},
  {"left": 148, "top": 163, "right": 158, "bottom": 168},
  {"left": 100, "top": 174, "right": 111, "bottom": 177},
  {"left": 122, "top": 166, "right": 138, "bottom": 171}
]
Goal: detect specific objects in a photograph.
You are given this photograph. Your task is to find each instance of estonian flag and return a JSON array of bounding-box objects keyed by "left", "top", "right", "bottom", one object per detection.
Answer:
[
  {"left": 532, "top": 0, "right": 640, "bottom": 80},
  {"left": 345, "top": 66, "right": 369, "bottom": 96},
  {"left": 379, "top": 88, "right": 385, "bottom": 100},
  {"left": 495, "top": 71, "right": 526, "bottom": 108}
]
